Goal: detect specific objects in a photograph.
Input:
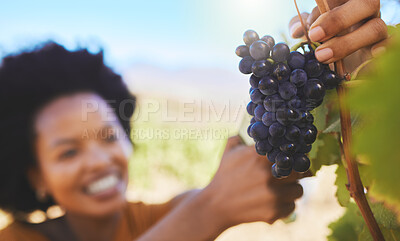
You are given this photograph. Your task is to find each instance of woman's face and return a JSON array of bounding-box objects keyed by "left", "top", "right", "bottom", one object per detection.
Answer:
[{"left": 32, "top": 93, "right": 133, "bottom": 217}]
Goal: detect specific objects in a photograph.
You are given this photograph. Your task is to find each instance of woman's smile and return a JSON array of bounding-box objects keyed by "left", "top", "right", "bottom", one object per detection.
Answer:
[{"left": 83, "top": 172, "right": 124, "bottom": 200}]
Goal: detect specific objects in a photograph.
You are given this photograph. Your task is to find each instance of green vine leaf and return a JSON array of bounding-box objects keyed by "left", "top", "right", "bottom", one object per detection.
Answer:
[
  {"left": 359, "top": 225, "right": 400, "bottom": 241},
  {"left": 358, "top": 203, "right": 400, "bottom": 241},
  {"left": 309, "top": 133, "right": 341, "bottom": 174},
  {"left": 322, "top": 114, "right": 360, "bottom": 134},
  {"left": 348, "top": 27, "right": 400, "bottom": 222},
  {"left": 323, "top": 118, "right": 341, "bottom": 133},
  {"left": 329, "top": 202, "right": 400, "bottom": 241},
  {"left": 328, "top": 203, "right": 364, "bottom": 241},
  {"left": 335, "top": 164, "right": 351, "bottom": 207},
  {"left": 312, "top": 99, "right": 329, "bottom": 131}
]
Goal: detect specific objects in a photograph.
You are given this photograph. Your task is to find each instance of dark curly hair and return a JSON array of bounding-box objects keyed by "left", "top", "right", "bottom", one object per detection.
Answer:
[{"left": 0, "top": 42, "right": 136, "bottom": 217}]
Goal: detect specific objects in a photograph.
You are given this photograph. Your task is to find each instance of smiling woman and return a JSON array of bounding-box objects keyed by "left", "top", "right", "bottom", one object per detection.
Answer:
[{"left": 0, "top": 43, "right": 174, "bottom": 241}]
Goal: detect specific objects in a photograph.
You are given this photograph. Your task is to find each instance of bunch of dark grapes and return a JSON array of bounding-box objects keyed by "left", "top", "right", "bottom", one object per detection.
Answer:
[{"left": 236, "top": 30, "right": 341, "bottom": 179}]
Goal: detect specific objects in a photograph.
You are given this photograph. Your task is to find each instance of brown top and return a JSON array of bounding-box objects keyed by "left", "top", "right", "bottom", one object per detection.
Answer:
[{"left": 0, "top": 201, "right": 172, "bottom": 241}]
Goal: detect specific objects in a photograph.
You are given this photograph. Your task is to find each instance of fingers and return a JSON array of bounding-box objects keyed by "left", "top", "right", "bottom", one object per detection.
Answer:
[
  {"left": 371, "top": 38, "right": 389, "bottom": 57},
  {"left": 226, "top": 136, "right": 244, "bottom": 150},
  {"left": 277, "top": 202, "right": 295, "bottom": 219},
  {"left": 314, "top": 17, "right": 387, "bottom": 63},
  {"left": 222, "top": 136, "right": 245, "bottom": 156},
  {"left": 267, "top": 202, "right": 296, "bottom": 224},
  {"left": 288, "top": 7, "right": 321, "bottom": 39},
  {"left": 307, "top": 7, "right": 321, "bottom": 27},
  {"left": 272, "top": 183, "right": 304, "bottom": 202},
  {"left": 298, "top": 170, "right": 313, "bottom": 178},
  {"left": 309, "top": 0, "right": 380, "bottom": 43},
  {"left": 289, "top": 12, "right": 310, "bottom": 38}
]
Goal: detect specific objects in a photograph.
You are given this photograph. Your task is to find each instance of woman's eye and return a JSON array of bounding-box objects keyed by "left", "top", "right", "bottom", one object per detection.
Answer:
[{"left": 59, "top": 149, "right": 78, "bottom": 160}]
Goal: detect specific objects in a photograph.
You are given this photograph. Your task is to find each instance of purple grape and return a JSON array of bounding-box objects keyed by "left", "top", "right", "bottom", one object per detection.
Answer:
[
  {"left": 256, "top": 140, "right": 273, "bottom": 155},
  {"left": 267, "top": 148, "right": 280, "bottom": 163},
  {"left": 304, "top": 79, "right": 326, "bottom": 101},
  {"left": 276, "top": 166, "right": 292, "bottom": 177},
  {"left": 288, "top": 97, "right": 303, "bottom": 109},
  {"left": 285, "top": 125, "right": 301, "bottom": 142},
  {"left": 263, "top": 94, "right": 285, "bottom": 112},
  {"left": 287, "top": 51, "right": 306, "bottom": 69},
  {"left": 298, "top": 143, "right": 312, "bottom": 153},
  {"left": 276, "top": 152, "right": 293, "bottom": 170},
  {"left": 272, "top": 164, "right": 283, "bottom": 179},
  {"left": 235, "top": 45, "right": 250, "bottom": 58},
  {"left": 304, "top": 51, "right": 316, "bottom": 62},
  {"left": 250, "top": 40, "right": 271, "bottom": 60},
  {"left": 246, "top": 101, "right": 257, "bottom": 116},
  {"left": 297, "top": 111, "right": 314, "bottom": 128},
  {"left": 239, "top": 56, "right": 254, "bottom": 74},
  {"left": 276, "top": 108, "right": 299, "bottom": 126},
  {"left": 261, "top": 35, "right": 275, "bottom": 48},
  {"left": 293, "top": 154, "right": 311, "bottom": 173},
  {"left": 305, "top": 59, "right": 324, "bottom": 78},
  {"left": 268, "top": 136, "right": 285, "bottom": 148},
  {"left": 250, "top": 88, "right": 265, "bottom": 104},
  {"left": 279, "top": 82, "right": 297, "bottom": 100},
  {"left": 302, "top": 125, "right": 318, "bottom": 144},
  {"left": 269, "top": 122, "right": 286, "bottom": 137},
  {"left": 271, "top": 43, "right": 290, "bottom": 62},
  {"left": 279, "top": 143, "right": 297, "bottom": 156},
  {"left": 251, "top": 60, "right": 272, "bottom": 77},
  {"left": 250, "top": 117, "right": 256, "bottom": 124},
  {"left": 297, "top": 86, "right": 305, "bottom": 99},
  {"left": 247, "top": 124, "right": 253, "bottom": 138},
  {"left": 272, "top": 62, "right": 291, "bottom": 81},
  {"left": 290, "top": 69, "right": 308, "bottom": 87},
  {"left": 254, "top": 104, "right": 266, "bottom": 121},
  {"left": 306, "top": 98, "right": 324, "bottom": 110},
  {"left": 262, "top": 111, "right": 276, "bottom": 126},
  {"left": 250, "top": 122, "right": 269, "bottom": 140},
  {"left": 259, "top": 76, "right": 278, "bottom": 96},
  {"left": 321, "top": 71, "right": 341, "bottom": 89},
  {"left": 243, "top": 30, "right": 260, "bottom": 46},
  {"left": 249, "top": 74, "right": 260, "bottom": 88}
]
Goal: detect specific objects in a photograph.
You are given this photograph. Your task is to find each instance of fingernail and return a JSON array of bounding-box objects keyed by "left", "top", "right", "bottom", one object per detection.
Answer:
[
  {"left": 371, "top": 46, "right": 386, "bottom": 57},
  {"left": 308, "top": 26, "right": 325, "bottom": 42},
  {"left": 315, "top": 48, "right": 333, "bottom": 62},
  {"left": 290, "top": 22, "right": 302, "bottom": 38}
]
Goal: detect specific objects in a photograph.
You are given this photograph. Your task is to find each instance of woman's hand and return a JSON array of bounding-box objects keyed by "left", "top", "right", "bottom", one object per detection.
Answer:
[
  {"left": 205, "top": 136, "right": 304, "bottom": 227},
  {"left": 137, "top": 136, "right": 305, "bottom": 241},
  {"left": 289, "top": 0, "right": 388, "bottom": 72}
]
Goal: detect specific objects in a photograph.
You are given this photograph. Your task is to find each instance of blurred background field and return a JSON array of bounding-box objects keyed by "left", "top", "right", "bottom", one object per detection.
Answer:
[{"left": 1, "top": 0, "right": 400, "bottom": 240}]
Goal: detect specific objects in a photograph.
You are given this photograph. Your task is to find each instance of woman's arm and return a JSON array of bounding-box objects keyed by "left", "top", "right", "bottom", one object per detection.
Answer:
[{"left": 137, "top": 187, "right": 225, "bottom": 241}]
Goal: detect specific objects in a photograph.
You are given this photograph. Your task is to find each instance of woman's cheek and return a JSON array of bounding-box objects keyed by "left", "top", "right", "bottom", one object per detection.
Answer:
[{"left": 44, "top": 160, "right": 83, "bottom": 205}]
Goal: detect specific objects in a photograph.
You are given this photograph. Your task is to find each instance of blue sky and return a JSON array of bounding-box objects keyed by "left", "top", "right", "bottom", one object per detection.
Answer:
[{"left": 1, "top": 0, "right": 399, "bottom": 73}]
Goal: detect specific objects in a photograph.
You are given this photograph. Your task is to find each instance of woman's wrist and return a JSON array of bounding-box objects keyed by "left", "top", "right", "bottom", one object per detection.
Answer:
[{"left": 190, "top": 186, "right": 230, "bottom": 239}]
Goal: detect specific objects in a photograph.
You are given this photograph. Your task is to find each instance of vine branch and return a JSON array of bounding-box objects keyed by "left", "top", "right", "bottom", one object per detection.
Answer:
[
  {"left": 293, "top": 0, "right": 312, "bottom": 46},
  {"left": 314, "top": 1, "right": 385, "bottom": 240}
]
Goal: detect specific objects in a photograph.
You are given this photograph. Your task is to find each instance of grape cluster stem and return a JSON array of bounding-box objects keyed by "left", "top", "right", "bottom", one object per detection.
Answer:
[{"left": 313, "top": 0, "right": 385, "bottom": 240}]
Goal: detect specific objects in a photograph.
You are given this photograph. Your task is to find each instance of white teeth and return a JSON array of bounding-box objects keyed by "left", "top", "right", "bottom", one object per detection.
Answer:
[{"left": 86, "top": 174, "right": 119, "bottom": 195}]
